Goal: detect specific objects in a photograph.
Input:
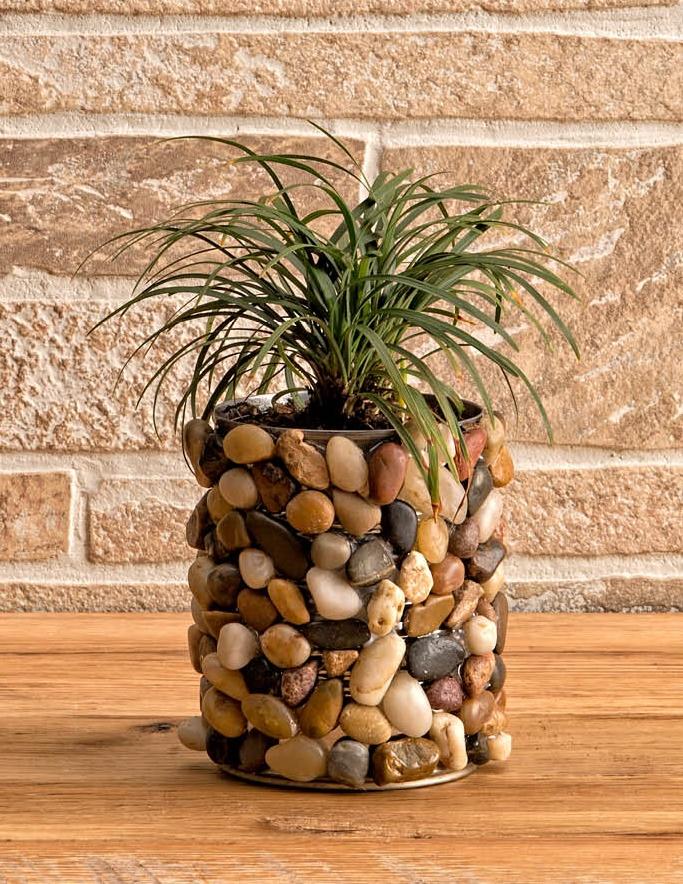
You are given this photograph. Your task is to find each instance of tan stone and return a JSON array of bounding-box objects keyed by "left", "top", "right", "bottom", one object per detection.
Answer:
[
  {"left": 0, "top": 472, "right": 71, "bottom": 562},
  {"left": 404, "top": 593, "right": 455, "bottom": 637},
  {"left": 201, "top": 653, "right": 249, "bottom": 701},
  {"left": 322, "top": 649, "right": 359, "bottom": 677},
  {"left": 298, "top": 679, "right": 344, "bottom": 738},
  {"left": 339, "top": 703, "right": 393, "bottom": 745},
  {"left": 267, "top": 578, "right": 310, "bottom": 625},
  {"left": 201, "top": 686, "right": 247, "bottom": 738}
]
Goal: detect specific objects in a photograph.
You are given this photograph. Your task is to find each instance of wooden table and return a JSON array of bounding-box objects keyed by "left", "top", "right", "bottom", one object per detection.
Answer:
[{"left": 1, "top": 613, "right": 681, "bottom": 882}]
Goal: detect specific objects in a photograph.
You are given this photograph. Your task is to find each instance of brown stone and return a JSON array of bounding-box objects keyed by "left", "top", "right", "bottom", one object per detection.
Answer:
[
  {"left": 322, "top": 649, "right": 359, "bottom": 677},
  {"left": 425, "top": 675, "right": 465, "bottom": 713},
  {"left": 490, "top": 446, "right": 515, "bottom": 488},
  {"left": 339, "top": 703, "right": 393, "bottom": 745},
  {"left": 223, "top": 424, "right": 275, "bottom": 464},
  {"left": 493, "top": 592, "right": 509, "bottom": 653},
  {"left": 205, "top": 562, "right": 241, "bottom": 608},
  {"left": 332, "top": 490, "right": 381, "bottom": 536},
  {"left": 467, "top": 539, "right": 507, "bottom": 582},
  {"left": 260, "top": 623, "right": 311, "bottom": 669},
  {"left": 404, "top": 594, "right": 455, "bottom": 637},
  {"left": 280, "top": 659, "right": 319, "bottom": 707},
  {"left": 236, "top": 588, "right": 279, "bottom": 633},
  {"left": 430, "top": 555, "right": 465, "bottom": 596},
  {"left": 285, "top": 490, "right": 335, "bottom": 535},
  {"left": 245, "top": 511, "right": 308, "bottom": 580},
  {"left": 0, "top": 472, "right": 71, "bottom": 562},
  {"left": 241, "top": 694, "right": 298, "bottom": 740},
  {"left": 462, "top": 652, "right": 496, "bottom": 696},
  {"left": 251, "top": 461, "right": 296, "bottom": 513},
  {"left": 454, "top": 427, "right": 487, "bottom": 481},
  {"left": 445, "top": 580, "right": 484, "bottom": 629},
  {"left": 203, "top": 610, "right": 241, "bottom": 639},
  {"left": 367, "top": 442, "right": 408, "bottom": 505},
  {"left": 267, "top": 578, "right": 310, "bottom": 625},
  {"left": 476, "top": 598, "right": 498, "bottom": 623},
  {"left": 183, "top": 418, "right": 213, "bottom": 488},
  {"left": 298, "top": 679, "right": 344, "bottom": 738},
  {"left": 206, "top": 485, "right": 232, "bottom": 523},
  {"left": 459, "top": 690, "right": 496, "bottom": 735},
  {"left": 372, "top": 737, "right": 440, "bottom": 786},
  {"left": 215, "top": 511, "right": 251, "bottom": 553},
  {"left": 276, "top": 430, "right": 329, "bottom": 489},
  {"left": 185, "top": 493, "right": 212, "bottom": 551},
  {"left": 202, "top": 687, "right": 247, "bottom": 738},
  {"left": 448, "top": 519, "right": 480, "bottom": 559},
  {"left": 201, "top": 653, "right": 249, "bottom": 700}
]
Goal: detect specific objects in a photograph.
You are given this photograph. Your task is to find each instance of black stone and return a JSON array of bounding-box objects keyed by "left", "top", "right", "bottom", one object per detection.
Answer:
[
  {"left": 198, "top": 433, "right": 232, "bottom": 483},
  {"left": 206, "top": 563, "right": 241, "bottom": 608},
  {"left": 466, "top": 733, "right": 490, "bottom": 766},
  {"left": 492, "top": 591, "right": 509, "bottom": 653},
  {"left": 346, "top": 538, "right": 396, "bottom": 587},
  {"left": 186, "top": 492, "right": 212, "bottom": 550},
  {"left": 302, "top": 618, "right": 371, "bottom": 650},
  {"left": 205, "top": 726, "right": 240, "bottom": 766},
  {"left": 489, "top": 653, "right": 506, "bottom": 693},
  {"left": 381, "top": 500, "right": 418, "bottom": 557},
  {"left": 466, "top": 539, "right": 506, "bottom": 582},
  {"left": 466, "top": 460, "right": 493, "bottom": 516},
  {"left": 448, "top": 518, "right": 480, "bottom": 559},
  {"left": 245, "top": 511, "right": 309, "bottom": 580},
  {"left": 407, "top": 632, "right": 466, "bottom": 681},
  {"left": 242, "top": 656, "right": 281, "bottom": 695},
  {"left": 238, "top": 729, "right": 276, "bottom": 773}
]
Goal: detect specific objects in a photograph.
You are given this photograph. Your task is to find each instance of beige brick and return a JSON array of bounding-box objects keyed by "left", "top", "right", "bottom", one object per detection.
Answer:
[
  {"left": 509, "top": 577, "right": 683, "bottom": 612},
  {"left": 0, "top": 581, "right": 188, "bottom": 611},
  {"left": 0, "top": 472, "right": 71, "bottom": 561},
  {"left": 0, "top": 135, "right": 362, "bottom": 276},
  {"left": 0, "top": 33, "right": 679, "bottom": 121},
  {"left": 0, "top": 0, "right": 674, "bottom": 10},
  {"left": 502, "top": 467, "right": 683, "bottom": 556},
  {"left": 88, "top": 478, "right": 198, "bottom": 563},
  {"left": 383, "top": 145, "right": 683, "bottom": 449}
]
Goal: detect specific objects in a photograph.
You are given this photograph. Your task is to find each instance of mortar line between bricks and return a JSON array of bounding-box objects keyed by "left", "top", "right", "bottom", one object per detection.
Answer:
[{"left": 0, "top": 7, "right": 681, "bottom": 39}]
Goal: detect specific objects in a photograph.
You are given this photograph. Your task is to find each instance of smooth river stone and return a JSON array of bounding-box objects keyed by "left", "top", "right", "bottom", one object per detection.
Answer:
[
  {"left": 407, "top": 420, "right": 456, "bottom": 466},
  {"left": 408, "top": 632, "right": 466, "bottom": 681},
  {"left": 191, "top": 597, "right": 210, "bottom": 634},
  {"left": 215, "top": 511, "right": 251, "bottom": 552},
  {"left": 489, "top": 653, "right": 507, "bottom": 693},
  {"left": 299, "top": 679, "right": 344, "bottom": 738},
  {"left": 286, "top": 490, "right": 335, "bottom": 535},
  {"left": 490, "top": 445, "right": 514, "bottom": 487},
  {"left": 372, "top": 737, "right": 440, "bottom": 786},
  {"left": 237, "top": 588, "right": 278, "bottom": 632},
  {"left": 223, "top": 424, "right": 275, "bottom": 464},
  {"left": 238, "top": 548, "right": 276, "bottom": 589},
  {"left": 339, "top": 703, "right": 393, "bottom": 744},
  {"left": 466, "top": 539, "right": 506, "bottom": 583},
  {"left": 327, "top": 739, "right": 370, "bottom": 787},
  {"left": 201, "top": 653, "right": 249, "bottom": 700},
  {"left": 480, "top": 564, "right": 506, "bottom": 602},
  {"left": 188, "top": 625, "right": 216, "bottom": 673},
  {"left": 492, "top": 591, "right": 509, "bottom": 653},
  {"left": 347, "top": 539, "right": 395, "bottom": 587},
  {"left": 238, "top": 729, "right": 275, "bottom": 773},
  {"left": 438, "top": 466, "right": 467, "bottom": 523},
  {"left": 380, "top": 500, "right": 417, "bottom": 556},
  {"left": 454, "top": 426, "right": 488, "bottom": 481},
  {"left": 462, "top": 652, "right": 496, "bottom": 696},
  {"left": 241, "top": 694, "right": 298, "bottom": 739},
  {"left": 310, "top": 532, "right": 352, "bottom": 570},
  {"left": 302, "top": 619, "right": 370, "bottom": 650},
  {"left": 205, "top": 726, "right": 240, "bottom": 767},
  {"left": 481, "top": 411, "right": 506, "bottom": 465},
  {"left": 260, "top": 624, "right": 311, "bottom": 669},
  {"left": 326, "top": 435, "right": 368, "bottom": 493},
  {"left": 202, "top": 687, "right": 247, "bottom": 738},
  {"left": 404, "top": 593, "right": 455, "bottom": 637},
  {"left": 217, "top": 622, "right": 259, "bottom": 670},
  {"left": 186, "top": 494, "right": 212, "bottom": 551},
  {"left": 382, "top": 671, "right": 432, "bottom": 737},
  {"left": 323, "top": 649, "right": 359, "bottom": 677},
  {"left": 476, "top": 597, "right": 497, "bottom": 622},
  {"left": 245, "top": 511, "right": 308, "bottom": 580},
  {"left": 471, "top": 489, "right": 503, "bottom": 544},
  {"left": 205, "top": 562, "right": 241, "bottom": 608},
  {"left": 199, "top": 433, "right": 233, "bottom": 483},
  {"left": 187, "top": 555, "right": 217, "bottom": 608},
  {"left": 466, "top": 461, "right": 493, "bottom": 516},
  {"left": 265, "top": 735, "right": 327, "bottom": 782},
  {"left": 267, "top": 578, "right": 310, "bottom": 625},
  {"left": 487, "top": 731, "right": 513, "bottom": 762},
  {"left": 430, "top": 711, "right": 468, "bottom": 771},
  {"left": 398, "top": 550, "right": 433, "bottom": 603},
  {"left": 206, "top": 485, "right": 232, "bottom": 523},
  {"left": 183, "top": 418, "right": 213, "bottom": 487},
  {"left": 199, "top": 675, "right": 211, "bottom": 702},
  {"left": 463, "top": 616, "right": 498, "bottom": 656},
  {"left": 349, "top": 631, "right": 405, "bottom": 706},
  {"left": 367, "top": 579, "right": 405, "bottom": 636},
  {"left": 177, "top": 716, "right": 208, "bottom": 751},
  {"left": 251, "top": 461, "right": 296, "bottom": 513},
  {"left": 430, "top": 554, "right": 465, "bottom": 596},
  {"left": 306, "top": 568, "right": 362, "bottom": 620},
  {"left": 332, "top": 490, "right": 381, "bottom": 536},
  {"left": 425, "top": 675, "right": 465, "bottom": 713},
  {"left": 276, "top": 429, "right": 330, "bottom": 490},
  {"left": 448, "top": 518, "right": 480, "bottom": 559},
  {"left": 281, "top": 659, "right": 319, "bottom": 706},
  {"left": 459, "top": 690, "right": 495, "bottom": 735},
  {"left": 218, "top": 467, "right": 259, "bottom": 510},
  {"left": 398, "top": 457, "right": 432, "bottom": 513},
  {"left": 368, "top": 442, "right": 408, "bottom": 505},
  {"left": 416, "top": 516, "right": 449, "bottom": 564},
  {"left": 446, "top": 580, "right": 484, "bottom": 629}
]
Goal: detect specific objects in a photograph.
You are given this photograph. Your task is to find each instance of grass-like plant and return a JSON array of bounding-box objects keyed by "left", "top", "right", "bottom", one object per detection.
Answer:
[{"left": 92, "top": 126, "right": 579, "bottom": 503}]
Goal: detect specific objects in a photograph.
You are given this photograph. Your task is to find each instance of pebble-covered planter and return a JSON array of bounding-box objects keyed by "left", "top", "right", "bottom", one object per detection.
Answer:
[{"left": 177, "top": 398, "right": 514, "bottom": 790}]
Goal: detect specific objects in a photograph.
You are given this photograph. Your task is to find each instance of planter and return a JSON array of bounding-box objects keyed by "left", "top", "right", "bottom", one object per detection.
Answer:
[{"left": 179, "top": 397, "right": 513, "bottom": 790}]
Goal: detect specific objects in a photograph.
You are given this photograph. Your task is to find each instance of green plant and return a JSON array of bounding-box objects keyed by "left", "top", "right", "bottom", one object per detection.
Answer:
[{"left": 91, "top": 126, "right": 579, "bottom": 504}]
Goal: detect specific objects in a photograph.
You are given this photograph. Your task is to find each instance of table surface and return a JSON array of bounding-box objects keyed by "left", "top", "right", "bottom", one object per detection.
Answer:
[{"left": 0, "top": 612, "right": 681, "bottom": 883}]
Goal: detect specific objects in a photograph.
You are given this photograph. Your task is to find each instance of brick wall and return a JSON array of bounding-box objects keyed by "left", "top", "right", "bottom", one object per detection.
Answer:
[{"left": 1, "top": 2, "right": 681, "bottom": 612}]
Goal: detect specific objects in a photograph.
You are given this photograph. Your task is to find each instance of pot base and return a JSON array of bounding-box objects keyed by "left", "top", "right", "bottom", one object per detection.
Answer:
[{"left": 220, "top": 764, "right": 477, "bottom": 791}]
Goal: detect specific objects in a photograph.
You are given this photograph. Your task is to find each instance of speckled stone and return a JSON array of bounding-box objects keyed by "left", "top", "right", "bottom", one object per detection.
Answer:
[
  {"left": 302, "top": 618, "right": 370, "bottom": 650},
  {"left": 245, "top": 511, "right": 308, "bottom": 580},
  {"left": 372, "top": 737, "right": 440, "bottom": 786},
  {"left": 322, "top": 649, "right": 359, "bottom": 677},
  {"left": 448, "top": 518, "right": 480, "bottom": 559},
  {"left": 276, "top": 429, "right": 330, "bottom": 490},
  {"left": 462, "top": 652, "right": 496, "bottom": 696},
  {"left": 425, "top": 675, "right": 465, "bottom": 713},
  {"left": 327, "top": 739, "right": 370, "bottom": 787},
  {"left": 281, "top": 659, "right": 319, "bottom": 706},
  {"left": 380, "top": 500, "right": 418, "bottom": 556},
  {"left": 407, "top": 632, "right": 466, "bottom": 681},
  {"left": 467, "top": 539, "right": 506, "bottom": 582}
]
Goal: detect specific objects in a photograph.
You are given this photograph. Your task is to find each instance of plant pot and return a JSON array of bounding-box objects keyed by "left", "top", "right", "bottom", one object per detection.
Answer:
[{"left": 180, "top": 397, "right": 513, "bottom": 790}]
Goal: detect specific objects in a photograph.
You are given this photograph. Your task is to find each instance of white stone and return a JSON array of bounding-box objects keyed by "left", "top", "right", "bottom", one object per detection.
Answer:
[
  {"left": 381, "top": 671, "right": 432, "bottom": 737},
  {"left": 398, "top": 457, "right": 432, "bottom": 513},
  {"left": 430, "top": 711, "right": 468, "bottom": 770},
  {"left": 367, "top": 579, "right": 405, "bottom": 636},
  {"left": 238, "top": 547, "right": 276, "bottom": 589},
  {"left": 310, "top": 532, "right": 352, "bottom": 570},
  {"left": 216, "top": 622, "right": 259, "bottom": 670},
  {"left": 398, "top": 550, "right": 433, "bottom": 603},
  {"left": 471, "top": 488, "right": 504, "bottom": 543},
  {"left": 463, "top": 615, "right": 498, "bottom": 655},
  {"left": 306, "top": 567, "right": 362, "bottom": 620},
  {"left": 438, "top": 466, "right": 467, "bottom": 523},
  {"left": 349, "top": 631, "right": 406, "bottom": 706},
  {"left": 480, "top": 564, "right": 506, "bottom": 602},
  {"left": 487, "top": 731, "right": 513, "bottom": 762},
  {"left": 326, "top": 435, "right": 369, "bottom": 493}
]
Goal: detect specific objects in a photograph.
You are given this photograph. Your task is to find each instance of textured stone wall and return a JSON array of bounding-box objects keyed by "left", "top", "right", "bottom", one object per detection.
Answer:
[{"left": 0, "top": 2, "right": 681, "bottom": 613}]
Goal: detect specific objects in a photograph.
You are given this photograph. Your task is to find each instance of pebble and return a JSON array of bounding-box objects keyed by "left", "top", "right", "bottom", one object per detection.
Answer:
[
  {"left": 327, "top": 739, "right": 370, "bottom": 787},
  {"left": 223, "top": 424, "right": 275, "bottom": 464},
  {"left": 430, "top": 711, "right": 468, "bottom": 771},
  {"left": 276, "top": 429, "right": 330, "bottom": 490},
  {"left": 416, "top": 516, "right": 449, "bottom": 564},
  {"left": 205, "top": 562, "right": 242, "bottom": 608},
  {"left": 462, "top": 652, "right": 496, "bottom": 696},
  {"left": 466, "top": 461, "right": 493, "bottom": 516},
  {"left": 251, "top": 460, "right": 296, "bottom": 513},
  {"left": 202, "top": 687, "right": 247, "bottom": 738},
  {"left": 177, "top": 715, "right": 208, "bottom": 751},
  {"left": 372, "top": 737, "right": 440, "bottom": 786},
  {"left": 218, "top": 467, "right": 259, "bottom": 509},
  {"left": 332, "top": 490, "right": 381, "bottom": 536},
  {"left": 217, "top": 622, "right": 259, "bottom": 670},
  {"left": 326, "top": 436, "right": 369, "bottom": 493},
  {"left": 467, "top": 732, "right": 490, "bottom": 765},
  {"left": 430, "top": 554, "right": 465, "bottom": 596},
  {"left": 490, "top": 446, "right": 515, "bottom": 487},
  {"left": 188, "top": 625, "right": 215, "bottom": 673},
  {"left": 198, "top": 434, "right": 232, "bottom": 483},
  {"left": 206, "top": 485, "right": 232, "bottom": 523},
  {"left": 187, "top": 555, "right": 217, "bottom": 608},
  {"left": 464, "top": 615, "right": 498, "bottom": 655},
  {"left": 448, "top": 519, "right": 480, "bottom": 559},
  {"left": 310, "top": 532, "right": 352, "bottom": 570},
  {"left": 302, "top": 619, "right": 370, "bottom": 650},
  {"left": 281, "top": 659, "right": 319, "bottom": 706},
  {"left": 306, "top": 568, "right": 362, "bottom": 620},
  {"left": 471, "top": 489, "right": 503, "bottom": 544},
  {"left": 349, "top": 631, "right": 406, "bottom": 706},
  {"left": 260, "top": 625, "right": 310, "bottom": 671},
  {"left": 205, "top": 726, "right": 240, "bottom": 767},
  {"left": 487, "top": 731, "right": 513, "bottom": 762},
  {"left": 191, "top": 597, "right": 210, "bottom": 634},
  {"left": 492, "top": 592, "right": 509, "bottom": 653},
  {"left": 368, "top": 442, "right": 408, "bottom": 504},
  {"left": 245, "top": 511, "right": 308, "bottom": 580},
  {"left": 425, "top": 675, "right": 464, "bottom": 712},
  {"left": 489, "top": 653, "right": 507, "bottom": 693},
  {"left": 265, "top": 735, "right": 327, "bottom": 782},
  {"left": 201, "top": 653, "right": 249, "bottom": 700},
  {"left": 380, "top": 500, "right": 417, "bottom": 556},
  {"left": 183, "top": 418, "right": 213, "bottom": 487},
  {"left": 398, "top": 550, "right": 433, "bottom": 603},
  {"left": 481, "top": 412, "right": 506, "bottom": 465},
  {"left": 267, "top": 578, "right": 310, "bottom": 625},
  {"left": 299, "top": 679, "right": 344, "bottom": 738},
  {"left": 239, "top": 729, "right": 276, "bottom": 773},
  {"left": 404, "top": 594, "right": 455, "bottom": 637},
  {"left": 242, "top": 694, "right": 298, "bottom": 739},
  {"left": 467, "top": 539, "right": 506, "bottom": 583},
  {"left": 476, "top": 598, "right": 497, "bottom": 622},
  {"left": 398, "top": 458, "right": 432, "bottom": 513},
  {"left": 382, "top": 671, "right": 432, "bottom": 737},
  {"left": 215, "top": 511, "right": 251, "bottom": 552},
  {"left": 237, "top": 588, "right": 279, "bottom": 632},
  {"left": 367, "top": 579, "right": 405, "bottom": 636},
  {"left": 459, "top": 690, "right": 495, "bottom": 734},
  {"left": 199, "top": 676, "right": 212, "bottom": 701},
  {"left": 323, "top": 649, "right": 359, "bottom": 677},
  {"left": 445, "top": 580, "right": 484, "bottom": 629},
  {"left": 407, "top": 632, "right": 466, "bottom": 681},
  {"left": 480, "top": 564, "right": 506, "bottom": 601},
  {"left": 186, "top": 494, "right": 212, "bottom": 551},
  {"left": 347, "top": 539, "right": 395, "bottom": 587},
  {"left": 438, "top": 466, "right": 467, "bottom": 523},
  {"left": 481, "top": 705, "right": 508, "bottom": 737},
  {"left": 339, "top": 703, "right": 393, "bottom": 744},
  {"left": 238, "top": 548, "right": 276, "bottom": 589},
  {"left": 454, "top": 426, "right": 488, "bottom": 480},
  {"left": 286, "top": 490, "right": 335, "bottom": 535}
]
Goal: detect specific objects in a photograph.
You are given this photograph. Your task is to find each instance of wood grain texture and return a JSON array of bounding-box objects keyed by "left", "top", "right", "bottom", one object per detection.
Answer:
[{"left": 0, "top": 613, "right": 682, "bottom": 882}]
